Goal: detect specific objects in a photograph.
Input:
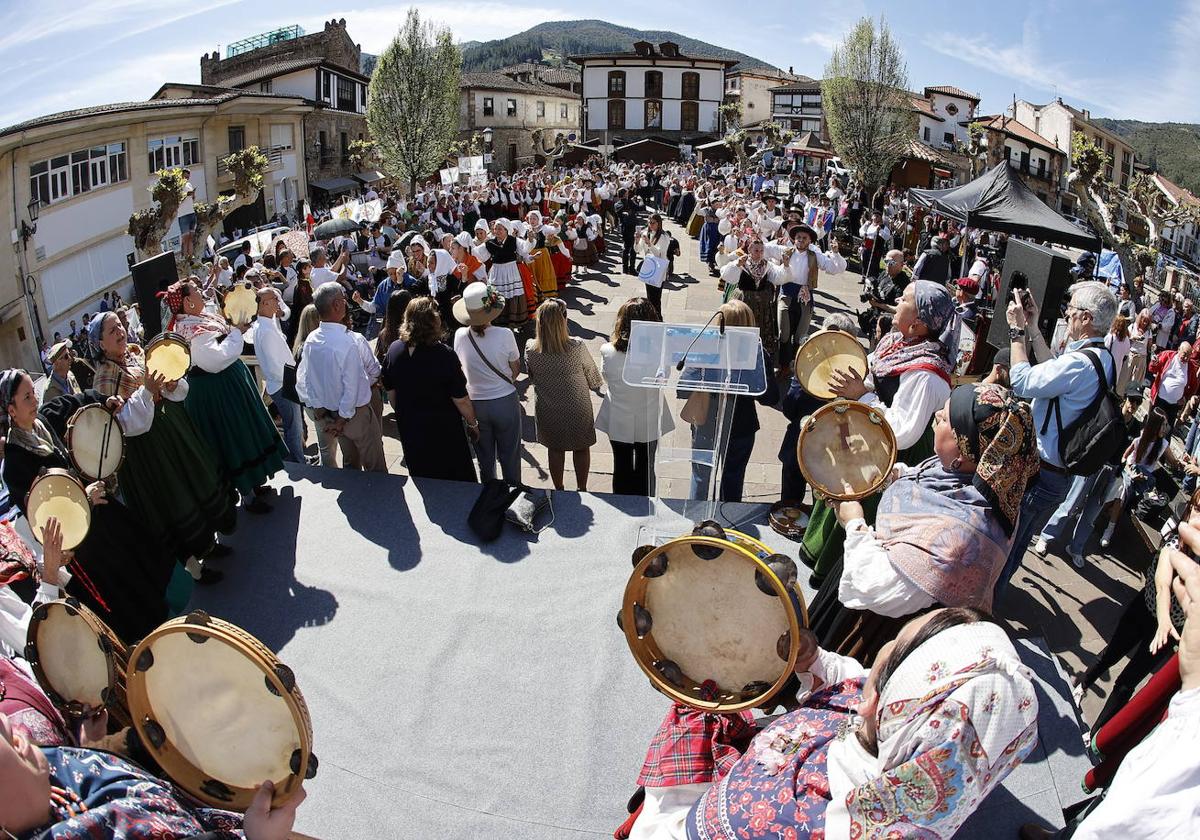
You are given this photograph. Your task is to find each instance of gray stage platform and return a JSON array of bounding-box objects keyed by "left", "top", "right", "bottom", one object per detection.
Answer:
[{"left": 190, "top": 465, "right": 1093, "bottom": 838}]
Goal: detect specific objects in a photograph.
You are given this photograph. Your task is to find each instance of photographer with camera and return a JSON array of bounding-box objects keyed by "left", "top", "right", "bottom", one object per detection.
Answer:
[{"left": 858, "top": 249, "right": 910, "bottom": 346}]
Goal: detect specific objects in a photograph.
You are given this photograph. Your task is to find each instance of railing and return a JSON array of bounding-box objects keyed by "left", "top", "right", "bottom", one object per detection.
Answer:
[{"left": 217, "top": 145, "right": 287, "bottom": 176}]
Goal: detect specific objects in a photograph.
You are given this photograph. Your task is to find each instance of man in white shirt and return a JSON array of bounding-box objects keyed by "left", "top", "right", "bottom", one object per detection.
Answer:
[
  {"left": 232, "top": 241, "right": 253, "bottom": 272},
  {"left": 310, "top": 245, "right": 349, "bottom": 286},
  {"left": 177, "top": 168, "right": 197, "bottom": 261},
  {"left": 296, "top": 282, "right": 385, "bottom": 472},
  {"left": 252, "top": 288, "right": 303, "bottom": 463},
  {"left": 770, "top": 224, "right": 847, "bottom": 372}
]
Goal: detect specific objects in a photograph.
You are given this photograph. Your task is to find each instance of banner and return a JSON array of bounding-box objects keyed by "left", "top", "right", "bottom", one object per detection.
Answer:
[
  {"left": 439, "top": 167, "right": 460, "bottom": 186},
  {"left": 464, "top": 156, "right": 485, "bottom": 175}
]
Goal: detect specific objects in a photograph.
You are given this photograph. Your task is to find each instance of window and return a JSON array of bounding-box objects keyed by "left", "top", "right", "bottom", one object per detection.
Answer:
[
  {"left": 269, "top": 124, "right": 294, "bottom": 150},
  {"left": 336, "top": 76, "right": 355, "bottom": 111},
  {"left": 506, "top": 98, "right": 517, "bottom": 117},
  {"left": 259, "top": 80, "right": 272, "bottom": 93},
  {"left": 29, "top": 142, "right": 126, "bottom": 206},
  {"left": 681, "top": 72, "right": 700, "bottom": 100},
  {"left": 536, "top": 100, "right": 545, "bottom": 119},
  {"left": 560, "top": 103, "right": 569, "bottom": 120},
  {"left": 645, "top": 70, "right": 663, "bottom": 98},
  {"left": 321, "top": 70, "right": 331, "bottom": 100},
  {"left": 681, "top": 100, "right": 698, "bottom": 132},
  {"left": 483, "top": 97, "right": 494, "bottom": 117},
  {"left": 943, "top": 132, "right": 955, "bottom": 146},
  {"left": 608, "top": 70, "right": 625, "bottom": 97},
  {"left": 923, "top": 126, "right": 931, "bottom": 142},
  {"left": 147, "top": 136, "right": 199, "bottom": 173},
  {"left": 359, "top": 83, "right": 367, "bottom": 110},
  {"left": 608, "top": 99, "right": 625, "bottom": 130},
  {"left": 228, "top": 126, "right": 245, "bottom": 153},
  {"left": 644, "top": 99, "right": 662, "bottom": 129}
]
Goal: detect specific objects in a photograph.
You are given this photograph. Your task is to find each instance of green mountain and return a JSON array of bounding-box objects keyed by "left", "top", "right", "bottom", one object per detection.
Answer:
[
  {"left": 1094, "top": 118, "right": 1200, "bottom": 196},
  {"left": 461, "top": 19, "right": 778, "bottom": 73}
]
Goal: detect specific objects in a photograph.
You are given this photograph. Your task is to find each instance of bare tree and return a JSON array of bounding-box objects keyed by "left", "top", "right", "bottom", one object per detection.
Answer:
[
  {"left": 191, "top": 147, "right": 269, "bottom": 265},
  {"left": 367, "top": 9, "right": 462, "bottom": 194},
  {"left": 822, "top": 17, "right": 915, "bottom": 191}
]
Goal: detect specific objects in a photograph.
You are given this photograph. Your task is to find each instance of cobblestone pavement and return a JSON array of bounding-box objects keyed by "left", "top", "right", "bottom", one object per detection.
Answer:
[{"left": 347, "top": 214, "right": 1143, "bottom": 731}]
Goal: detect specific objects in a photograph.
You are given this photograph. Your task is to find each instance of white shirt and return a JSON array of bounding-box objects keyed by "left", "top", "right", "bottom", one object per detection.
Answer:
[
  {"left": 453, "top": 326, "right": 518, "bottom": 401},
  {"left": 595, "top": 344, "right": 675, "bottom": 444},
  {"left": 1105, "top": 332, "right": 1131, "bottom": 381},
  {"left": 216, "top": 267, "right": 234, "bottom": 289},
  {"left": 233, "top": 252, "right": 252, "bottom": 271},
  {"left": 188, "top": 325, "right": 243, "bottom": 374},
  {"left": 1, "top": 575, "right": 68, "bottom": 658},
  {"left": 312, "top": 265, "right": 341, "bottom": 286},
  {"left": 251, "top": 315, "right": 293, "bottom": 395},
  {"left": 1160, "top": 353, "right": 1189, "bottom": 404},
  {"left": 860, "top": 366, "right": 951, "bottom": 451},
  {"left": 296, "top": 322, "right": 379, "bottom": 418},
  {"left": 1072, "top": 687, "right": 1200, "bottom": 839},
  {"left": 177, "top": 182, "right": 195, "bottom": 217},
  {"left": 839, "top": 510, "right": 936, "bottom": 617}
]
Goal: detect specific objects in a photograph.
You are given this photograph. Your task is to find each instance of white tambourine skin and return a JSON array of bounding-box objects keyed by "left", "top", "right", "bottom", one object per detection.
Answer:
[{"left": 36, "top": 606, "right": 111, "bottom": 707}]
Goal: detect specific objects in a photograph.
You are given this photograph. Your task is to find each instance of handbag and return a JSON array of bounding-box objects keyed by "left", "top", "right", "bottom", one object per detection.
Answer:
[
  {"left": 466, "top": 330, "right": 514, "bottom": 386},
  {"left": 468, "top": 479, "right": 523, "bottom": 542},
  {"left": 505, "top": 488, "right": 554, "bottom": 535},
  {"left": 680, "top": 390, "right": 711, "bottom": 425},
  {"left": 279, "top": 363, "right": 300, "bottom": 404}
]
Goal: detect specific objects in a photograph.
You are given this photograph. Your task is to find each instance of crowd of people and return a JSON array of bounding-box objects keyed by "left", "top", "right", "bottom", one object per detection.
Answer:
[{"left": 1, "top": 153, "right": 1197, "bottom": 839}]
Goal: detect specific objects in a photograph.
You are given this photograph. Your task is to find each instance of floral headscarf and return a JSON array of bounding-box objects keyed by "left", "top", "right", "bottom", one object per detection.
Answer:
[
  {"left": 158, "top": 280, "right": 187, "bottom": 316},
  {"left": 825, "top": 621, "right": 1039, "bottom": 839},
  {"left": 949, "top": 382, "right": 1039, "bottom": 535}
]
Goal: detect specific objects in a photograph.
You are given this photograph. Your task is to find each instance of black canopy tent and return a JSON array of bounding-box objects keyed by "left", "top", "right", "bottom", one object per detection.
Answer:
[{"left": 909, "top": 163, "right": 1102, "bottom": 252}]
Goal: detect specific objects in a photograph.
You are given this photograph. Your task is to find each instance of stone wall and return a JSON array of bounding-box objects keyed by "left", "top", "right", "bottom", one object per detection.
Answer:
[
  {"left": 201, "top": 19, "right": 361, "bottom": 84},
  {"left": 304, "top": 111, "right": 368, "bottom": 181}
]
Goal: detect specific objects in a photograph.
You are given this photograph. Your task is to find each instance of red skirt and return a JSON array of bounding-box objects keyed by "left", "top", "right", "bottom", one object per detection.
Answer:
[
  {"left": 519, "top": 262, "right": 538, "bottom": 305},
  {"left": 551, "top": 251, "right": 573, "bottom": 288}
]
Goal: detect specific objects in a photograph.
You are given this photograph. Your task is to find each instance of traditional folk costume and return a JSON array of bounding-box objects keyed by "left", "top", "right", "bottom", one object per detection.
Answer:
[
  {"left": 718, "top": 250, "right": 789, "bottom": 360},
  {"left": 485, "top": 223, "right": 528, "bottom": 327},
  {"left": 163, "top": 286, "right": 286, "bottom": 496},
  {"left": 809, "top": 384, "right": 1039, "bottom": 664},
  {"left": 566, "top": 216, "right": 600, "bottom": 268},
  {"left": 93, "top": 341, "right": 236, "bottom": 565},
  {"left": 0, "top": 378, "right": 172, "bottom": 644},
  {"left": 624, "top": 621, "right": 1038, "bottom": 839},
  {"left": 697, "top": 211, "right": 721, "bottom": 267}
]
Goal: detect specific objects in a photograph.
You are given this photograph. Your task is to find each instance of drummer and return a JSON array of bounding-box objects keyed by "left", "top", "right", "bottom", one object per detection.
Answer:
[
  {"left": 800, "top": 280, "right": 957, "bottom": 590},
  {"left": 621, "top": 608, "right": 1037, "bottom": 839},
  {"left": 816, "top": 383, "right": 1040, "bottom": 663},
  {"left": 0, "top": 369, "right": 173, "bottom": 643},
  {"left": 0, "top": 710, "right": 306, "bottom": 839},
  {"left": 90, "top": 311, "right": 237, "bottom": 586},
  {"left": 161, "top": 279, "right": 286, "bottom": 513}
]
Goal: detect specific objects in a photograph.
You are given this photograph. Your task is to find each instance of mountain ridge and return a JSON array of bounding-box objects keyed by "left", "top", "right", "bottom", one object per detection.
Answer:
[{"left": 1094, "top": 118, "right": 1200, "bottom": 196}]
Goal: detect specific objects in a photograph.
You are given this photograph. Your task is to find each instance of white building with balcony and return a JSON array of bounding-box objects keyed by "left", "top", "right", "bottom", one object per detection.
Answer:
[
  {"left": 915, "top": 85, "right": 979, "bottom": 149},
  {"left": 572, "top": 41, "right": 734, "bottom": 144},
  {"left": 0, "top": 91, "right": 312, "bottom": 368}
]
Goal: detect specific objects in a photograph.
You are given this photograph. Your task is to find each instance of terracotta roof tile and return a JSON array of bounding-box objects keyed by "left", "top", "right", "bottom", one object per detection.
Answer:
[{"left": 924, "top": 85, "right": 981, "bottom": 103}]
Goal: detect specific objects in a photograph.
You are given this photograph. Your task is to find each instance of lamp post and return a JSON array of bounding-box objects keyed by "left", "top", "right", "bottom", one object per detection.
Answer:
[{"left": 482, "top": 126, "right": 494, "bottom": 173}]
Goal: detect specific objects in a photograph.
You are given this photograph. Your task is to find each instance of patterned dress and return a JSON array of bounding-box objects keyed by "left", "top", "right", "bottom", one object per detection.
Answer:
[{"left": 526, "top": 339, "right": 603, "bottom": 450}]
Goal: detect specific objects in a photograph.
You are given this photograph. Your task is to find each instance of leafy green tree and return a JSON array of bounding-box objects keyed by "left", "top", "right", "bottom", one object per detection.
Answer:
[
  {"left": 821, "top": 17, "right": 915, "bottom": 191},
  {"left": 368, "top": 9, "right": 462, "bottom": 193}
]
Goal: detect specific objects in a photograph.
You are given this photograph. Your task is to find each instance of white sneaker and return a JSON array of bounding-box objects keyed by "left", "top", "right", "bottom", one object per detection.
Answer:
[
  {"left": 1100, "top": 522, "right": 1115, "bottom": 549},
  {"left": 1070, "top": 551, "right": 1085, "bottom": 569},
  {"left": 1033, "top": 538, "right": 1049, "bottom": 557}
]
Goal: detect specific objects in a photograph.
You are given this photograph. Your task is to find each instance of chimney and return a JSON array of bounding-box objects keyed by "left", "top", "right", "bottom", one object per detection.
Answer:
[{"left": 788, "top": 66, "right": 794, "bottom": 75}]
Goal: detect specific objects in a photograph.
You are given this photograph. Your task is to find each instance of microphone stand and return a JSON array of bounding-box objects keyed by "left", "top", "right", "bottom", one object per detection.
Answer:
[{"left": 676, "top": 309, "right": 727, "bottom": 372}]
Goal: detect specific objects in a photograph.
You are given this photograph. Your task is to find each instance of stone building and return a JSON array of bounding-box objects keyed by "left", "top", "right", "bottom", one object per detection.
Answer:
[
  {"left": 0, "top": 92, "right": 311, "bottom": 368},
  {"left": 496, "top": 63, "right": 582, "bottom": 96},
  {"left": 199, "top": 20, "right": 372, "bottom": 202},
  {"left": 460, "top": 73, "right": 580, "bottom": 173},
  {"left": 975, "top": 114, "right": 1066, "bottom": 208},
  {"left": 727, "top": 67, "right": 801, "bottom": 127}
]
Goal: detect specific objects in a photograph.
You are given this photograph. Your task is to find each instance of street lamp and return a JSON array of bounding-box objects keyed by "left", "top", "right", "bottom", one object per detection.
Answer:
[
  {"left": 482, "top": 126, "right": 493, "bottom": 146},
  {"left": 20, "top": 197, "right": 40, "bottom": 242}
]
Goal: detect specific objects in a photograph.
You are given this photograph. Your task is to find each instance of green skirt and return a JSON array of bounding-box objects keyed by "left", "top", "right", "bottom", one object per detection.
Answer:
[
  {"left": 184, "top": 360, "right": 286, "bottom": 495},
  {"left": 118, "top": 398, "right": 237, "bottom": 562},
  {"left": 801, "top": 422, "right": 936, "bottom": 579}
]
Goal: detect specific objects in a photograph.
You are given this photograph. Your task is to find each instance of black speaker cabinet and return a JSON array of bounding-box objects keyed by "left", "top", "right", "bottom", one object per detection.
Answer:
[
  {"left": 987, "top": 239, "right": 1074, "bottom": 349},
  {"left": 130, "top": 252, "right": 178, "bottom": 341}
]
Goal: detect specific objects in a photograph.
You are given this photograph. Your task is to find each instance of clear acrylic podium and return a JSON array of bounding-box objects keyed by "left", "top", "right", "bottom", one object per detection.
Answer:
[{"left": 623, "top": 320, "right": 767, "bottom": 538}]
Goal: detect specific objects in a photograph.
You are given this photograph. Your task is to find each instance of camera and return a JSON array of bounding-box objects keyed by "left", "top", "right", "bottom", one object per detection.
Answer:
[{"left": 860, "top": 292, "right": 873, "bottom": 303}]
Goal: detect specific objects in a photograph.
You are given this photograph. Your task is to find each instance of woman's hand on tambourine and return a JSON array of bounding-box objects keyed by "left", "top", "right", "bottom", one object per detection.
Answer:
[
  {"left": 76, "top": 707, "right": 108, "bottom": 747},
  {"left": 145, "top": 370, "right": 166, "bottom": 399},
  {"left": 794, "top": 628, "right": 819, "bottom": 674},
  {"left": 85, "top": 481, "right": 108, "bottom": 506},
  {"left": 244, "top": 780, "right": 307, "bottom": 840},
  {"left": 827, "top": 367, "right": 868, "bottom": 400},
  {"left": 42, "top": 516, "right": 65, "bottom": 586}
]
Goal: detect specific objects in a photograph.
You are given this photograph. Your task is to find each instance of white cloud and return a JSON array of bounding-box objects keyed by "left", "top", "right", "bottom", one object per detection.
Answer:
[
  {"left": 1129, "top": 0, "right": 1200, "bottom": 121},
  {"left": 0, "top": 49, "right": 197, "bottom": 129}
]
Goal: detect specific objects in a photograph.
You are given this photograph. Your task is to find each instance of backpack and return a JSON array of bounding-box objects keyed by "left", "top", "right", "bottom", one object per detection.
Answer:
[{"left": 1042, "top": 347, "right": 1125, "bottom": 475}]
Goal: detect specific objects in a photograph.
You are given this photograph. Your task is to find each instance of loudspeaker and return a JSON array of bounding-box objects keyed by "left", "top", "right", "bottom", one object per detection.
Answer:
[
  {"left": 130, "top": 252, "right": 178, "bottom": 342},
  {"left": 986, "top": 239, "right": 1074, "bottom": 349}
]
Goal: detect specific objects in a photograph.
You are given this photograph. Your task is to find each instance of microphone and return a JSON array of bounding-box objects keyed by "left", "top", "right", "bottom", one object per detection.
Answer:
[{"left": 676, "top": 309, "right": 726, "bottom": 372}]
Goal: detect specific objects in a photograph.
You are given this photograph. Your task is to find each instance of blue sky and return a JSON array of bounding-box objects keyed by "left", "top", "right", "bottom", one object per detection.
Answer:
[{"left": 1, "top": 0, "right": 1195, "bottom": 130}]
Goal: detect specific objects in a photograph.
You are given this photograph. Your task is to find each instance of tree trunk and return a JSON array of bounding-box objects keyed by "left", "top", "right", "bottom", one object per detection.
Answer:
[
  {"left": 185, "top": 189, "right": 262, "bottom": 275},
  {"left": 1069, "top": 176, "right": 1136, "bottom": 283}
]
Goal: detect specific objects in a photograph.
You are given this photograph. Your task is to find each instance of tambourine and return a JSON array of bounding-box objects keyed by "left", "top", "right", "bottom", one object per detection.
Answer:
[
  {"left": 793, "top": 329, "right": 869, "bottom": 401},
  {"left": 144, "top": 333, "right": 191, "bottom": 382},
  {"left": 619, "top": 521, "right": 808, "bottom": 712},
  {"left": 25, "top": 598, "right": 130, "bottom": 725},
  {"left": 125, "top": 610, "right": 316, "bottom": 811},
  {"left": 223, "top": 280, "right": 258, "bottom": 326},
  {"left": 797, "top": 400, "right": 897, "bottom": 501},
  {"left": 25, "top": 468, "right": 90, "bottom": 550},
  {"left": 768, "top": 501, "right": 811, "bottom": 539},
  {"left": 66, "top": 403, "right": 124, "bottom": 482}
]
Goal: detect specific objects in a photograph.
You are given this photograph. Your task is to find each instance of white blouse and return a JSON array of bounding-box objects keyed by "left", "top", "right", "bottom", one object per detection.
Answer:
[
  {"left": 839, "top": 498, "right": 935, "bottom": 618},
  {"left": 594, "top": 345, "right": 675, "bottom": 444},
  {"left": 860, "top": 367, "right": 950, "bottom": 451},
  {"left": 636, "top": 232, "right": 673, "bottom": 259},
  {"left": 189, "top": 325, "right": 244, "bottom": 374}
]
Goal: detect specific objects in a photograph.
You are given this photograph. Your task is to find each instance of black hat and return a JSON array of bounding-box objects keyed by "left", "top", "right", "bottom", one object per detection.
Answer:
[{"left": 790, "top": 224, "right": 818, "bottom": 241}]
